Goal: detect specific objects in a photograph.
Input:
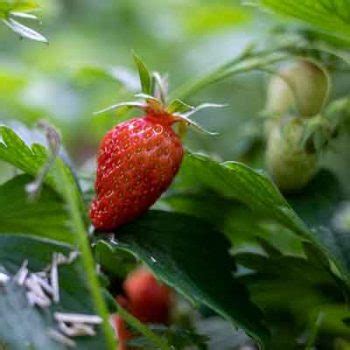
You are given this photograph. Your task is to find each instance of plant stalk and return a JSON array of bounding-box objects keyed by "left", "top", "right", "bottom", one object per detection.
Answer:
[
  {"left": 58, "top": 165, "right": 117, "bottom": 349},
  {"left": 172, "top": 51, "right": 289, "bottom": 101}
]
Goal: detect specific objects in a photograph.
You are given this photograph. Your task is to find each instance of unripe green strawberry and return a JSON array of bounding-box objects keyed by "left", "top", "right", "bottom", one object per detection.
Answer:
[
  {"left": 266, "top": 60, "right": 329, "bottom": 118},
  {"left": 266, "top": 117, "right": 317, "bottom": 192},
  {"left": 90, "top": 112, "right": 183, "bottom": 231}
]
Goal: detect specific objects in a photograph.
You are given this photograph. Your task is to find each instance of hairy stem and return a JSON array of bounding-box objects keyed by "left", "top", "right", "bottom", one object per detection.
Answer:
[
  {"left": 171, "top": 48, "right": 290, "bottom": 101},
  {"left": 57, "top": 165, "right": 117, "bottom": 349}
]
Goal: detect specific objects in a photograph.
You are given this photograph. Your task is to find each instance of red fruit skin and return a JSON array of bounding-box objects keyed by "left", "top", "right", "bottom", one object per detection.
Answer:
[
  {"left": 123, "top": 267, "right": 171, "bottom": 325},
  {"left": 90, "top": 114, "right": 184, "bottom": 231},
  {"left": 114, "top": 269, "right": 171, "bottom": 349},
  {"left": 115, "top": 316, "right": 130, "bottom": 350}
]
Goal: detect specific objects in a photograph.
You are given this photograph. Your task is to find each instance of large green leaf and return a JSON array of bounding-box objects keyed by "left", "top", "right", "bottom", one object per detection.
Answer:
[
  {"left": 0, "top": 175, "right": 73, "bottom": 243},
  {"left": 287, "top": 170, "right": 350, "bottom": 283},
  {"left": 235, "top": 241, "right": 348, "bottom": 349},
  {"left": 249, "top": 0, "right": 350, "bottom": 44},
  {"left": 108, "top": 210, "right": 270, "bottom": 348},
  {"left": 164, "top": 192, "right": 304, "bottom": 256},
  {"left": 0, "top": 126, "right": 115, "bottom": 348},
  {"left": 176, "top": 153, "right": 306, "bottom": 236},
  {"left": 166, "top": 156, "right": 350, "bottom": 346},
  {"left": 0, "top": 125, "right": 87, "bottom": 226},
  {"left": 173, "top": 153, "right": 350, "bottom": 285},
  {"left": 0, "top": 234, "right": 106, "bottom": 349}
]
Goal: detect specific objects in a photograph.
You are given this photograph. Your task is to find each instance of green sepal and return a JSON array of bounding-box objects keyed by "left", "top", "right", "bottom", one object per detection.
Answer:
[
  {"left": 167, "top": 99, "right": 194, "bottom": 114},
  {"left": 94, "top": 101, "right": 145, "bottom": 115},
  {"left": 132, "top": 51, "right": 153, "bottom": 95}
]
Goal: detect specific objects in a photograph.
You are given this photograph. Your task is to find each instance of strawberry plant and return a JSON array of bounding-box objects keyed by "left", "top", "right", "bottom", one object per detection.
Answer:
[{"left": 0, "top": 1, "right": 350, "bottom": 349}]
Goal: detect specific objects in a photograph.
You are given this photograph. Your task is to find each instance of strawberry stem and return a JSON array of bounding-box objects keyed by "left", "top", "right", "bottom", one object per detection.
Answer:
[
  {"left": 170, "top": 47, "right": 292, "bottom": 101},
  {"left": 55, "top": 165, "right": 117, "bottom": 349}
]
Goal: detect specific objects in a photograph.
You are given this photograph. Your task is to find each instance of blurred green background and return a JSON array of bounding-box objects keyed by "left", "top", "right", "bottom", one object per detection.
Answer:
[
  {"left": 1, "top": 3, "right": 350, "bottom": 348},
  {"left": 0, "top": 0, "right": 268, "bottom": 160},
  {"left": 0, "top": 0, "right": 349, "bottom": 187}
]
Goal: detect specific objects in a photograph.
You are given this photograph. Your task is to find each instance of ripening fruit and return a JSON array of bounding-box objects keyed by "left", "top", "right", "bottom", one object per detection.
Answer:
[
  {"left": 266, "top": 60, "right": 329, "bottom": 117},
  {"left": 114, "top": 268, "right": 172, "bottom": 350},
  {"left": 123, "top": 267, "right": 171, "bottom": 324},
  {"left": 266, "top": 117, "right": 317, "bottom": 192},
  {"left": 90, "top": 112, "right": 183, "bottom": 231}
]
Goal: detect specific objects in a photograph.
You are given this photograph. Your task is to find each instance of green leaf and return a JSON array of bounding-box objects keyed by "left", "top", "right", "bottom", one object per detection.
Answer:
[
  {"left": 176, "top": 153, "right": 306, "bottom": 236},
  {"left": 108, "top": 210, "right": 270, "bottom": 348},
  {"left": 0, "top": 126, "right": 116, "bottom": 348},
  {"left": 0, "top": 1, "right": 48, "bottom": 43},
  {"left": 0, "top": 234, "right": 107, "bottom": 349},
  {"left": 248, "top": 0, "right": 350, "bottom": 44},
  {"left": 287, "top": 170, "right": 350, "bottom": 283},
  {"left": 0, "top": 175, "right": 74, "bottom": 244},
  {"left": 164, "top": 192, "right": 304, "bottom": 256},
  {"left": 93, "top": 240, "right": 136, "bottom": 279},
  {"left": 132, "top": 52, "right": 152, "bottom": 95},
  {"left": 172, "top": 153, "right": 350, "bottom": 286},
  {"left": 164, "top": 187, "right": 347, "bottom": 345},
  {"left": 0, "top": 0, "right": 39, "bottom": 16},
  {"left": 183, "top": 4, "right": 250, "bottom": 35},
  {"left": 235, "top": 242, "right": 347, "bottom": 349},
  {"left": 0, "top": 125, "right": 86, "bottom": 223}
]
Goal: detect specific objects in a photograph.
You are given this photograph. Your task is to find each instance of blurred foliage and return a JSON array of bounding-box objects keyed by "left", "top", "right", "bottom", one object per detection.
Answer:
[
  {"left": 248, "top": 0, "right": 350, "bottom": 44},
  {"left": 0, "top": 1, "right": 346, "bottom": 165},
  {"left": 0, "top": 0, "right": 47, "bottom": 42},
  {"left": 0, "top": 1, "right": 350, "bottom": 349},
  {"left": 0, "top": 0, "right": 348, "bottom": 184},
  {"left": 0, "top": 0, "right": 261, "bottom": 163}
]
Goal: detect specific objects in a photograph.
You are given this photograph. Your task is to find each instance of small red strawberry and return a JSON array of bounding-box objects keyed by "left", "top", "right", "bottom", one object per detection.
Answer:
[
  {"left": 113, "top": 268, "right": 172, "bottom": 350},
  {"left": 90, "top": 110, "right": 183, "bottom": 231},
  {"left": 90, "top": 54, "right": 222, "bottom": 231},
  {"left": 123, "top": 267, "right": 171, "bottom": 324}
]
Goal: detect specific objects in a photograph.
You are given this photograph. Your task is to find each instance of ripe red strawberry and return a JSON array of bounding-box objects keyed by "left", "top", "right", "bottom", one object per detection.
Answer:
[
  {"left": 90, "top": 54, "right": 221, "bottom": 231},
  {"left": 90, "top": 111, "right": 183, "bottom": 231}
]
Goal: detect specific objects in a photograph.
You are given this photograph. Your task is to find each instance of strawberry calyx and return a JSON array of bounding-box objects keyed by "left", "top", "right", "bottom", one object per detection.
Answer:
[{"left": 94, "top": 52, "right": 225, "bottom": 135}]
